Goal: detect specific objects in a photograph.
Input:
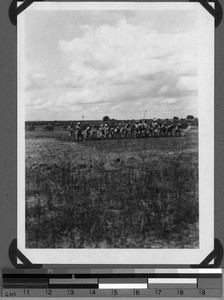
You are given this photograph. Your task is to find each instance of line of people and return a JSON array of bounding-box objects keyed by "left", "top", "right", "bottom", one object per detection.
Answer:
[{"left": 67, "top": 121, "right": 182, "bottom": 141}]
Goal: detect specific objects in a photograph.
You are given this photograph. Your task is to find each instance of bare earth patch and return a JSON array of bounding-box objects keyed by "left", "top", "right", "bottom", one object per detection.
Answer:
[{"left": 25, "top": 130, "right": 199, "bottom": 248}]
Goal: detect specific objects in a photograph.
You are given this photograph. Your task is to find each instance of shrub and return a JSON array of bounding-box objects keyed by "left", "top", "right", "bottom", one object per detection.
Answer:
[{"left": 43, "top": 124, "right": 54, "bottom": 131}]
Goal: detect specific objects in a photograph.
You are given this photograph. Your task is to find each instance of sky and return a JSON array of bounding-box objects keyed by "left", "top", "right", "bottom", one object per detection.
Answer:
[{"left": 24, "top": 8, "right": 198, "bottom": 121}]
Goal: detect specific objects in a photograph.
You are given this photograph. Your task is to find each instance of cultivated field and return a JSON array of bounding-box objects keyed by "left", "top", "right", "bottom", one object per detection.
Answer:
[{"left": 25, "top": 127, "right": 199, "bottom": 248}]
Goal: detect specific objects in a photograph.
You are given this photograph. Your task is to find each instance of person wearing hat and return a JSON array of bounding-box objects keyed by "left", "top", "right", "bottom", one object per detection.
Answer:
[
  {"left": 85, "top": 126, "right": 90, "bottom": 140},
  {"left": 104, "top": 124, "right": 110, "bottom": 139},
  {"left": 174, "top": 123, "right": 181, "bottom": 137}
]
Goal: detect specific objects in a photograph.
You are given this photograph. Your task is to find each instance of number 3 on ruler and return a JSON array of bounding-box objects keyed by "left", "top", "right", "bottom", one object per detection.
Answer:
[{"left": 68, "top": 289, "right": 74, "bottom": 296}]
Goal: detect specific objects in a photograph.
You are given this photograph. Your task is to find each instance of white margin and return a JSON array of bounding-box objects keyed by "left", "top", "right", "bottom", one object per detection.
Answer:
[{"left": 18, "top": 2, "right": 214, "bottom": 265}]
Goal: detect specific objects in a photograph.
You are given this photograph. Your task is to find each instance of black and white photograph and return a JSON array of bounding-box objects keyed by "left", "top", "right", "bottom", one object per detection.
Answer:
[{"left": 18, "top": 2, "right": 214, "bottom": 264}]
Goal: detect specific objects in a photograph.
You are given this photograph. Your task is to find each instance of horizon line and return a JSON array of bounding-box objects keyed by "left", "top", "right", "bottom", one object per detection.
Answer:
[{"left": 25, "top": 117, "right": 198, "bottom": 122}]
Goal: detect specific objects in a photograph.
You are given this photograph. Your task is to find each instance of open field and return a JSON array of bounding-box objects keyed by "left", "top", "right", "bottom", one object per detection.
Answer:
[{"left": 25, "top": 127, "right": 199, "bottom": 248}]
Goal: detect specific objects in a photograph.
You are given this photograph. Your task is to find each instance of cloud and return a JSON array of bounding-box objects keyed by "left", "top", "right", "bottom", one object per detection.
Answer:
[
  {"left": 57, "top": 18, "right": 197, "bottom": 112},
  {"left": 161, "top": 97, "right": 178, "bottom": 105},
  {"left": 26, "top": 90, "right": 52, "bottom": 109},
  {"left": 159, "top": 85, "right": 169, "bottom": 95},
  {"left": 26, "top": 72, "right": 47, "bottom": 91},
  {"left": 175, "top": 75, "right": 197, "bottom": 92},
  {"left": 25, "top": 11, "right": 198, "bottom": 120},
  {"left": 56, "top": 77, "right": 84, "bottom": 89}
]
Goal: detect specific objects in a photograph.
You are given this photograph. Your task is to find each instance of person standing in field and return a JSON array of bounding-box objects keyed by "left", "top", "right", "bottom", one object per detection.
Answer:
[
  {"left": 174, "top": 123, "right": 181, "bottom": 137},
  {"left": 115, "top": 125, "right": 120, "bottom": 139},
  {"left": 104, "top": 124, "right": 110, "bottom": 139},
  {"left": 92, "top": 125, "right": 98, "bottom": 140},
  {"left": 135, "top": 121, "right": 139, "bottom": 138},
  {"left": 110, "top": 127, "right": 115, "bottom": 139},
  {"left": 124, "top": 123, "right": 130, "bottom": 139},
  {"left": 130, "top": 123, "right": 136, "bottom": 138},
  {"left": 167, "top": 123, "right": 174, "bottom": 137},
  {"left": 85, "top": 126, "right": 90, "bottom": 140},
  {"left": 76, "top": 122, "right": 82, "bottom": 141},
  {"left": 143, "top": 121, "right": 148, "bottom": 138},
  {"left": 160, "top": 122, "right": 167, "bottom": 136},
  {"left": 137, "top": 121, "right": 143, "bottom": 138},
  {"left": 67, "top": 122, "right": 75, "bottom": 139}
]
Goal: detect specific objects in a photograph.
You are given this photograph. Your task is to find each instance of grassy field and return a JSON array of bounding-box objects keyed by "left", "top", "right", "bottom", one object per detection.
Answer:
[{"left": 25, "top": 128, "right": 199, "bottom": 248}]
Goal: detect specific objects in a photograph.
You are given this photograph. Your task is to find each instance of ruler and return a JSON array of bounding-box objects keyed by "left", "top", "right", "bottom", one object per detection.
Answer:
[{"left": 1, "top": 268, "right": 222, "bottom": 297}]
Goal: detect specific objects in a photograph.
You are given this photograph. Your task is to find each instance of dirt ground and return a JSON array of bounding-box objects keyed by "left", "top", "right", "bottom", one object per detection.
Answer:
[{"left": 25, "top": 128, "right": 199, "bottom": 248}]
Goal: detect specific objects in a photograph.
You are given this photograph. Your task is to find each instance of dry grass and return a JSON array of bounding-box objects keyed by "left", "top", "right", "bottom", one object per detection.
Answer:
[{"left": 25, "top": 129, "right": 199, "bottom": 248}]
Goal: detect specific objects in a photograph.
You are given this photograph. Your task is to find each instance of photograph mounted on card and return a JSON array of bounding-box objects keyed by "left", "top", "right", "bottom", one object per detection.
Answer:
[{"left": 17, "top": 2, "right": 214, "bottom": 264}]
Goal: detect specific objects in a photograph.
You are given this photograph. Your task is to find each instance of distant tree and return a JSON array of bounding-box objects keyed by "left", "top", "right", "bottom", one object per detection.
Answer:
[
  {"left": 187, "top": 115, "right": 194, "bottom": 120},
  {"left": 43, "top": 124, "right": 54, "bottom": 131},
  {"left": 173, "top": 116, "right": 179, "bottom": 120},
  {"left": 27, "top": 124, "right": 35, "bottom": 131},
  {"left": 103, "top": 116, "right": 110, "bottom": 122},
  {"left": 194, "top": 117, "right": 199, "bottom": 126}
]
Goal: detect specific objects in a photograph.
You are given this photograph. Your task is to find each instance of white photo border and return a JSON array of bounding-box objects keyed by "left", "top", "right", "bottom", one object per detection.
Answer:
[{"left": 18, "top": 2, "right": 214, "bottom": 264}]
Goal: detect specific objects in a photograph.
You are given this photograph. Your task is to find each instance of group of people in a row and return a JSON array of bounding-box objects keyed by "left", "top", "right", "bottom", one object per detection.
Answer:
[{"left": 67, "top": 121, "right": 182, "bottom": 141}]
